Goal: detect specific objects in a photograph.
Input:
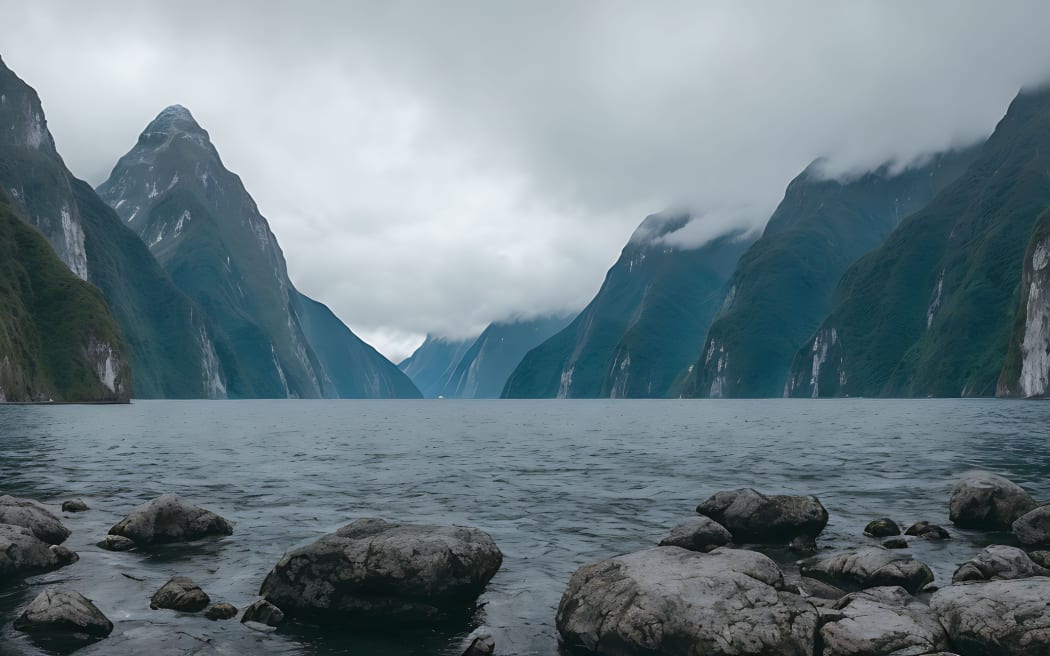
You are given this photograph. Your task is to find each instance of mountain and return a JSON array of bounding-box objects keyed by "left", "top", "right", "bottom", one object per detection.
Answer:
[
  {"left": 685, "top": 150, "right": 979, "bottom": 398},
  {"left": 0, "top": 190, "right": 130, "bottom": 402},
  {"left": 97, "top": 105, "right": 419, "bottom": 399},
  {"left": 502, "top": 214, "right": 754, "bottom": 398},
  {"left": 0, "top": 55, "right": 223, "bottom": 398},
  {"left": 398, "top": 335, "right": 474, "bottom": 398},
  {"left": 998, "top": 207, "right": 1050, "bottom": 397},
  {"left": 786, "top": 86, "right": 1050, "bottom": 398}
]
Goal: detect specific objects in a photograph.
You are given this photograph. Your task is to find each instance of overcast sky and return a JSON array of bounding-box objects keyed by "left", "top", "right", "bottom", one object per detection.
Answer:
[{"left": 3, "top": 2, "right": 1050, "bottom": 361}]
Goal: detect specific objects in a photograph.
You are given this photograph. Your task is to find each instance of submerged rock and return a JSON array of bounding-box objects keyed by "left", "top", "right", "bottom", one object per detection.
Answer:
[
  {"left": 260, "top": 518, "right": 503, "bottom": 624},
  {"left": 882, "top": 538, "right": 909, "bottom": 549},
  {"left": 800, "top": 548, "right": 934, "bottom": 594},
  {"left": 204, "top": 602, "right": 238, "bottom": 620},
  {"left": 109, "top": 494, "right": 233, "bottom": 545},
  {"left": 864, "top": 518, "right": 901, "bottom": 537},
  {"left": 1013, "top": 505, "right": 1050, "bottom": 547},
  {"left": 931, "top": 576, "right": 1050, "bottom": 655},
  {"left": 0, "top": 524, "right": 78, "bottom": 580},
  {"left": 13, "top": 587, "right": 112, "bottom": 641},
  {"left": 150, "top": 576, "right": 210, "bottom": 612},
  {"left": 556, "top": 546, "right": 818, "bottom": 656},
  {"left": 953, "top": 545, "right": 1050, "bottom": 583},
  {"left": 696, "top": 488, "right": 828, "bottom": 543},
  {"left": 97, "top": 534, "right": 136, "bottom": 551},
  {"left": 904, "top": 521, "right": 950, "bottom": 540},
  {"left": 949, "top": 471, "right": 1036, "bottom": 529},
  {"left": 240, "top": 598, "right": 284, "bottom": 627},
  {"left": 820, "top": 586, "right": 949, "bottom": 656},
  {"left": 0, "top": 495, "right": 70, "bottom": 544},
  {"left": 62, "top": 499, "right": 89, "bottom": 513},
  {"left": 658, "top": 516, "right": 732, "bottom": 552}
]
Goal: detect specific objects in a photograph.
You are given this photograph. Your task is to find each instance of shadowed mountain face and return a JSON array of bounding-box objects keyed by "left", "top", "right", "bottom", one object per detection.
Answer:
[
  {"left": 685, "top": 148, "right": 979, "bottom": 399},
  {"left": 787, "top": 86, "right": 1050, "bottom": 398},
  {"left": 399, "top": 336, "right": 474, "bottom": 398},
  {"left": 502, "top": 214, "right": 754, "bottom": 399},
  {"left": 97, "top": 105, "right": 419, "bottom": 399},
  {"left": 0, "top": 56, "right": 220, "bottom": 399}
]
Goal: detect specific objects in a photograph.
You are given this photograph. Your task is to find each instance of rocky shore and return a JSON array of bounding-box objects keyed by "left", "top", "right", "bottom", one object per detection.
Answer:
[{"left": 1, "top": 472, "right": 1049, "bottom": 655}]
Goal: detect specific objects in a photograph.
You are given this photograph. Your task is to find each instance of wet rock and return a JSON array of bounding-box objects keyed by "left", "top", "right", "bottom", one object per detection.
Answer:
[
  {"left": 109, "top": 494, "right": 233, "bottom": 545},
  {"left": 260, "top": 518, "right": 503, "bottom": 624},
  {"left": 150, "top": 576, "right": 210, "bottom": 612},
  {"left": 883, "top": 537, "right": 909, "bottom": 549},
  {"left": 798, "top": 576, "right": 847, "bottom": 600},
  {"left": 0, "top": 524, "right": 78, "bottom": 580},
  {"left": 789, "top": 534, "right": 818, "bottom": 555},
  {"left": 462, "top": 631, "right": 496, "bottom": 656},
  {"left": 62, "top": 499, "right": 89, "bottom": 513},
  {"left": 1030, "top": 550, "right": 1050, "bottom": 569},
  {"left": 557, "top": 546, "right": 818, "bottom": 656},
  {"left": 97, "top": 534, "right": 136, "bottom": 551},
  {"left": 0, "top": 495, "right": 70, "bottom": 544},
  {"left": 905, "top": 521, "right": 950, "bottom": 540},
  {"left": 13, "top": 587, "right": 113, "bottom": 641},
  {"left": 930, "top": 576, "right": 1050, "bottom": 655},
  {"left": 658, "top": 516, "right": 731, "bottom": 552},
  {"left": 240, "top": 598, "right": 284, "bottom": 627},
  {"left": 1013, "top": 505, "right": 1050, "bottom": 547},
  {"left": 953, "top": 545, "right": 1050, "bottom": 583},
  {"left": 820, "top": 586, "right": 949, "bottom": 656},
  {"left": 800, "top": 547, "right": 934, "bottom": 594},
  {"left": 949, "top": 471, "right": 1036, "bottom": 529},
  {"left": 864, "top": 518, "right": 901, "bottom": 537},
  {"left": 696, "top": 488, "right": 828, "bottom": 543},
  {"left": 203, "top": 602, "right": 238, "bottom": 620}
]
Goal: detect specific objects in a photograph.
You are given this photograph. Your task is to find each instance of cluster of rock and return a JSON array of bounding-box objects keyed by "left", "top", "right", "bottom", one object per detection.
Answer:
[{"left": 558, "top": 472, "right": 1050, "bottom": 655}]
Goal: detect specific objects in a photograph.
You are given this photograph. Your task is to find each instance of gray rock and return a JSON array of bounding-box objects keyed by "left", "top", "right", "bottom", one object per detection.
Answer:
[
  {"left": 953, "top": 545, "right": 1050, "bottom": 583},
  {"left": 820, "top": 586, "right": 950, "bottom": 656},
  {"left": 62, "top": 499, "right": 89, "bottom": 513},
  {"left": 696, "top": 488, "right": 828, "bottom": 543},
  {"left": 0, "top": 523, "right": 78, "bottom": 580},
  {"left": 800, "top": 548, "right": 934, "bottom": 594},
  {"left": 0, "top": 495, "right": 70, "bottom": 544},
  {"left": 798, "top": 576, "right": 848, "bottom": 600},
  {"left": 658, "top": 516, "right": 731, "bottom": 552},
  {"left": 109, "top": 494, "right": 233, "bottom": 545},
  {"left": 930, "top": 576, "right": 1050, "bottom": 655},
  {"left": 97, "top": 534, "right": 136, "bottom": 551},
  {"left": 556, "top": 546, "right": 818, "bottom": 656},
  {"left": 462, "top": 631, "right": 496, "bottom": 656},
  {"left": 883, "top": 538, "right": 909, "bottom": 549},
  {"left": 789, "top": 534, "right": 818, "bottom": 555},
  {"left": 904, "top": 521, "right": 950, "bottom": 540},
  {"left": 203, "top": 602, "right": 238, "bottom": 620},
  {"left": 864, "top": 518, "right": 901, "bottom": 537},
  {"left": 1013, "top": 505, "right": 1050, "bottom": 547},
  {"left": 240, "top": 598, "right": 284, "bottom": 627},
  {"left": 150, "top": 576, "right": 210, "bottom": 612},
  {"left": 13, "top": 587, "right": 113, "bottom": 640},
  {"left": 260, "top": 518, "right": 503, "bottom": 623},
  {"left": 949, "top": 471, "right": 1037, "bottom": 529},
  {"left": 1030, "top": 550, "right": 1050, "bottom": 569}
]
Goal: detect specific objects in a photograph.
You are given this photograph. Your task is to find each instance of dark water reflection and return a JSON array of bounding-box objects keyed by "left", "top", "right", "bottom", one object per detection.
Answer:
[{"left": 0, "top": 399, "right": 1048, "bottom": 655}]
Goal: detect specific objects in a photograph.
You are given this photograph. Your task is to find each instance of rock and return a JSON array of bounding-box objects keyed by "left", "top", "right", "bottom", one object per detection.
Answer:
[
  {"left": 97, "top": 534, "right": 136, "bottom": 551},
  {"left": 800, "top": 548, "right": 934, "bottom": 594},
  {"left": 658, "top": 516, "right": 731, "bottom": 552},
  {"left": 1013, "top": 505, "right": 1050, "bottom": 547},
  {"left": 462, "top": 631, "right": 496, "bottom": 656},
  {"left": 905, "top": 521, "right": 951, "bottom": 540},
  {"left": 883, "top": 537, "right": 909, "bottom": 549},
  {"left": 0, "top": 495, "right": 70, "bottom": 544},
  {"left": 864, "top": 518, "right": 901, "bottom": 537},
  {"left": 62, "top": 499, "right": 89, "bottom": 513},
  {"left": 696, "top": 488, "right": 828, "bottom": 543},
  {"left": 953, "top": 545, "right": 1050, "bottom": 583},
  {"left": 789, "top": 534, "right": 818, "bottom": 555},
  {"left": 13, "top": 588, "right": 112, "bottom": 641},
  {"left": 949, "top": 471, "right": 1037, "bottom": 529},
  {"left": 260, "top": 518, "right": 503, "bottom": 623},
  {"left": 109, "top": 494, "right": 233, "bottom": 545},
  {"left": 240, "top": 598, "right": 284, "bottom": 627},
  {"left": 557, "top": 546, "right": 818, "bottom": 656},
  {"left": 820, "top": 586, "right": 950, "bottom": 656},
  {"left": 0, "top": 524, "right": 78, "bottom": 580},
  {"left": 798, "top": 576, "right": 847, "bottom": 600},
  {"left": 150, "top": 576, "right": 210, "bottom": 612},
  {"left": 931, "top": 576, "right": 1050, "bottom": 655},
  {"left": 1030, "top": 550, "right": 1050, "bottom": 569},
  {"left": 203, "top": 602, "right": 238, "bottom": 620}
]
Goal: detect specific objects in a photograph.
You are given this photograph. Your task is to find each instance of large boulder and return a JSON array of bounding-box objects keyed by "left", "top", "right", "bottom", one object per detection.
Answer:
[
  {"left": 13, "top": 588, "right": 112, "bottom": 642},
  {"left": 109, "top": 494, "right": 233, "bottom": 545},
  {"left": 150, "top": 576, "right": 210, "bottom": 612},
  {"left": 260, "top": 518, "right": 503, "bottom": 624},
  {"left": 800, "top": 548, "right": 934, "bottom": 594},
  {"left": 0, "top": 524, "right": 78, "bottom": 580},
  {"left": 948, "top": 471, "right": 1037, "bottom": 530},
  {"left": 556, "top": 546, "right": 819, "bottom": 656},
  {"left": 952, "top": 545, "right": 1050, "bottom": 583},
  {"left": 696, "top": 488, "right": 828, "bottom": 543},
  {"left": 930, "top": 577, "right": 1050, "bottom": 655},
  {"left": 1012, "top": 505, "right": 1050, "bottom": 547},
  {"left": 658, "top": 516, "right": 732, "bottom": 552},
  {"left": 241, "top": 598, "right": 285, "bottom": 627},
  {"left": 0, "top": 495, "right": 70, "bottom": 544},
  {"left": 820, "top": 586, "right": 950, "bottom": 656}
]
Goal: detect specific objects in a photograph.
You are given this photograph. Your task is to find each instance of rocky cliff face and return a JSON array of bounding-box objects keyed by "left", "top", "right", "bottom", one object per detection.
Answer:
[
  {"left": 399, "top": 336, "right": 474, "bottom": 398},
  {"left": 998, "top": 208, "right": 1050, "bottom": 397}
]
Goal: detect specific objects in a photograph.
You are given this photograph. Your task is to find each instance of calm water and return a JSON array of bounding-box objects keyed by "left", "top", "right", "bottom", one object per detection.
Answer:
[{"left": 0, "top": 399, "right": 1048, "bottom": 655}]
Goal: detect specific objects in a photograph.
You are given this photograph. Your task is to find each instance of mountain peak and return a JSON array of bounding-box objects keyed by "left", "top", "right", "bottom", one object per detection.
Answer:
[{"left": 140, "top": 104, "right": 208, "bottom": 144}]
